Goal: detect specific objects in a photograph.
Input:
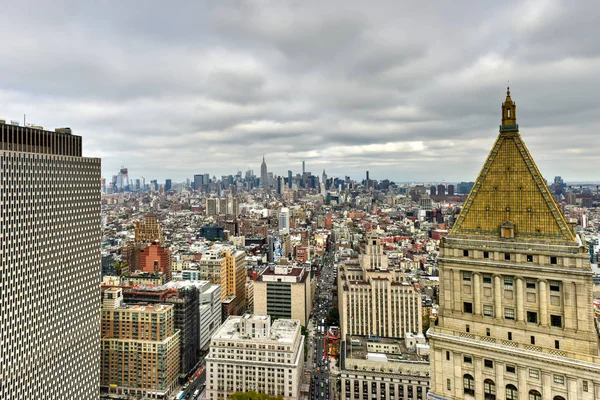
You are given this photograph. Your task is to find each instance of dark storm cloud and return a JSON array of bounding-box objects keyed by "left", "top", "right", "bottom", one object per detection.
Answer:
[{"left": 0, "top": 0, "right": 599, "bottom": 182}]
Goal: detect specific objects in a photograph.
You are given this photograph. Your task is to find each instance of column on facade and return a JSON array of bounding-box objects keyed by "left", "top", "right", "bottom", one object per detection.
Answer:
[
  {"left": 453, "top": 351, "right": 462, "bottom": 398},
  {"left": 444, "top": 267, "right": 453, "bottom": 311},
  {"left": 494, "top": 274, "right": 502, "bottom": 320},
  {"left": 453, "top": 269, "right": 461, "bottom": 312},
  {"left": 541, "top": 372, "right": 553, "bottom": 400},
  {"left": 563, "top": 282, "right": 576, "bottom": 330},
  {"left": 516, "top": 277, "right": 524, "bottom": 322},
  {"left": 539, "top": 279, "right": 548, "bottom": 327},
  {"left": 567, "top": 377, "right": 578, "bottom": 400},
  {"left": 495, "top": 361, "right": 505, "bottom": 399},
  {"left": 474, "top": 358, "right": 483, "bottom": 397},
  {"left": 473, "top": 272, "right": 481, "bottom": 316}
]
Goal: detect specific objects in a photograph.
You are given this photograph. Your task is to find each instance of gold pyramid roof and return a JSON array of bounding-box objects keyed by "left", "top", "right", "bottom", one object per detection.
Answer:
[{"left": 450, "top": 88, "right": 576, "bottom": 242}]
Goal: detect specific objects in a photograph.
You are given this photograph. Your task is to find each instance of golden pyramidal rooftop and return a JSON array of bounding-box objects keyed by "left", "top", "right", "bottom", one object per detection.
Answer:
[{"left": 450, "top": 88, "right": 576, "bottom": 243}]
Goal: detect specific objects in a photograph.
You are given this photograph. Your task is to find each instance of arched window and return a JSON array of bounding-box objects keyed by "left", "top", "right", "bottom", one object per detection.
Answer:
[
  {"left": 553, "top": 397, "right": 566, "bottom": 400},
  {"left": 463, "top": 374, "right": 475, "bottom": 396},
  {"left": 484, "top": 379, "right": 496, "bottom": 400},
  {"left": 506, "top": 384, "right": 518, "bottom": 400},
  {"left": 529, "top": 390, "right": 541, "bottom": 400}
]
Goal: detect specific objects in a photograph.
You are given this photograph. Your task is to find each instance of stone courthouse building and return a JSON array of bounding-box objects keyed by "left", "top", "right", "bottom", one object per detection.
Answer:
[{"left": 428, "top": 89, "right": 600, "bottom": 400}]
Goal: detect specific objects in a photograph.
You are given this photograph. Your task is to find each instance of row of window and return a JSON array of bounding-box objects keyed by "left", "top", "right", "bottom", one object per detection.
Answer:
[
  {"left": 463, "top": 272, "right": 561, "bottom": 292},
  {"left": 456, "top": 375, "right": 575, "bottom": 399},
  {"left": 462, "top": 249, "right": 559, "bottom": 265}
]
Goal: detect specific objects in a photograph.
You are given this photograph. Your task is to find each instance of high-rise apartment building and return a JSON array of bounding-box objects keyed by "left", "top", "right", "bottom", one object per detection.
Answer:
[
  {"left": 206, "top": 314, "right": 304, "bottom": 400},
  {"left": 338, "top": 232, "right": 422, "bottom": 339},
  {"left": 101, "top": 288, "right": 180, "bottom": 399},
  {"left": 428, "top": 89, "right": 600, "bottom": 400},
  {"left": 437, "top": 184, "right": 446, "bottom": 196},
  {"left": 279, "top": 207, "right": 290, "bottom": 234},
  {"left": 197, "top": 247, "right": 247, "bottom": 317},
  {"left": 194, "top": 174, "right": 204, "bottom": 190},
  {"left": 134, "top": 213, "right": 164, "bottom": 245},
  {"left": 206, "top": 197, "right": 218, "bottom": 216},
  {"left": 0, "top": 123, "right": 101, "bottom": 399}
]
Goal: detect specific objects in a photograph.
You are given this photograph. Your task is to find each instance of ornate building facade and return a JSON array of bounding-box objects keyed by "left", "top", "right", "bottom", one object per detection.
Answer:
[{"left": 428, "top": 90, "right": 600, "bottom": 400}]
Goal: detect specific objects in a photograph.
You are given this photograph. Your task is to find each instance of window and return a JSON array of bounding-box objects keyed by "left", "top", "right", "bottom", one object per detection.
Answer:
[
  {"left": 486, "top": 328, "right": 491, "bottom": 336},
  {"left": 464, "top": 302, "right": 473, "bottom": 314},
  {"left": 484, "top": 359, "right": 493, "bottom": 368},
  {"left": 446, "top": 351, "right": 450, "bottom": 361},
  {"left": 526, "top": 254, "right": 533, "bottom": 262},
  {"left": 504, "top": 277, "right": 513, "bottom": 289},
  {"left": 583, "top": 380, "right": 589, "bottom": 392},
  {"left": 466, "top": 324, "right": 470, "bottom": 333},
  {"left": 483, "top": 274, "right": 492, "bottom": 284},
  {"left": 551, "top": 315, "right": 562, "bottom": 328},
  {"left": 484, "top": 305, "right": 494, "bottom": 317},
  {"left": 504, "top": 253, "right": 511, "bottom": 261},
  {"left": 527, "top": 311, "right": 538, "bottom": 324},
  {"left": 507, "top": 332, "right": 512, "bottom": 340},
  {"left": 550, "top": 256, "right": 557, "bottom": 265},
  {"left": 506, "top": 365, "right": 516, "bottom": 373},
  {"left": 549, "top": 281, "right": 560, "bottom": 292},
  {"left": 483, "top": 251, "right": 489, "bottom": 259},
  {"left": 504, "top": 308, "right": 515, "bottom": 320},
  {"left": 463, "top": 250, "right": 469, "bottom": 257},
  {"left": 529, "top": 390, "right": 542, "bottom": 400},
  {"left": 526, "top": 279, "right": 536, "bottom": 289},
  {"left": 553, "top": 397, "right": 566, "bottom": 400},
  {"left": 446, "top": 379, "right": 451, "bottom": 391},
  {"left": 555, "top": 340, "right": 560, "bottom": 349},
  {"left": 506, "top": 384, "right": 518, "bottom": 400},
  {"left": 463, "top": 271, "right": 471, "bottom": 281},
  {"left": 530, "top": 336, "right": 536, "bottom": 345},
  {"left": 463, "top": 374, "right": 475, "bottom": 396},
  {"left": 463, "top": 355, "right": 472, "bottom": 364},
  {"left": 484, "top": 379, "right": 496, "bottom": 400},
  {"left": 553, "top": 375, "right": 564, "bottom": 385},
  {"left": 529, "top": 369, "right": 539, "bottom": 379}
]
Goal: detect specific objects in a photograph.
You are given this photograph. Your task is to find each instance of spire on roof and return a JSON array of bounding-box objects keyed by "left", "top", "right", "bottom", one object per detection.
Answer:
[{"left": 450, "top": 89, "right": 575, "bottom": 242}]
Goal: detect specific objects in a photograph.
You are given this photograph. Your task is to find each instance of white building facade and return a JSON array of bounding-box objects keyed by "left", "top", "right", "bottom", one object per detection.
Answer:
[{"left": 206, "top": 314, "right": 304, "bottom": 400}]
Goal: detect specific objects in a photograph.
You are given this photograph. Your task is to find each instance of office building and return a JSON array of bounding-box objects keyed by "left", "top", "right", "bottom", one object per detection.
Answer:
[
  {"left": 447, "top": 184, "right": 455, "bottom": 196},
  {"left": 138, "top": 241, "right": 173, "bottom": 281},
  {"left": 165, "top": 179, "right": 172, "bottom": 191},
  {"left": 206, "top": 314, "right": 304, "bottom": 400},
  {"left": 197, "top": 247, "right": 247, "bottom": 316},
  {"left": 253, "top": 263, "right": 312, "bottom": 327},
  {"left": 338, "top": 232, "right": 422, "bottom": 339},
  {"left": 200, "top": 223, "right": 225, "bottom": 241},
  {"left": 340, "top": 335, "right": 430, "bottom": 400},
  {"left": 428, "top": 89, "right": 600, "bottom": 400},
  {"left": 101, "top": 288, "right": 180, "bottom": 399},
  {"left": 0, "top": 123, "right": 101, "bottom": 399},
  {"left": 288, "top": 170, "right": 293, "bottom": 189},
  {"left": 279, "top": 207, "right": 290, "bottom": 234},
  {"left": 430, "top": 185, "right": 437, "bottom": 196},
  {"left": 194, "top": 174, "right": 204, "bottom": 190},
  {"left": 261, "top": 155, "right": 268, "bottom": 189}
]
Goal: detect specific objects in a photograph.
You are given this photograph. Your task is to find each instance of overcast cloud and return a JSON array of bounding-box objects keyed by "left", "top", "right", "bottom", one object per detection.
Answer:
[{"left": 0, "top": 0, "right": 599, "bottom": 183}]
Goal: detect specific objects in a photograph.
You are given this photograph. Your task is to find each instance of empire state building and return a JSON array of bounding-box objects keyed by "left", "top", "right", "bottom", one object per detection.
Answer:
[{"left": 260, "top": 155, "right": 268, "bottom": 189}]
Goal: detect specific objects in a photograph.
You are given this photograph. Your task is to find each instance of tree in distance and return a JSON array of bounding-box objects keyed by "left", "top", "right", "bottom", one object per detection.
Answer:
[{"left": 230, "top": 391, "right": 283, "bottom": 400}]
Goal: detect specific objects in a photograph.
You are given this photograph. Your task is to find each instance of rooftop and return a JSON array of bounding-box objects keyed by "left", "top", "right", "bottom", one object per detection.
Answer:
[{"left": 345, "top": 335, "right": 423, "bottom": 362}]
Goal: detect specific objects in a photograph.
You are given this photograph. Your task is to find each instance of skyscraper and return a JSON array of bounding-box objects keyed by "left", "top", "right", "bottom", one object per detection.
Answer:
[
  {"left": 279, "top": 207, "right": 290, "bottom": 234},
  {"left": 428, "top": 89, "right": 600, "bottom": 399},
  {"left": 165, "top": 178, "right": 172, "bottom": 191},
  {"left": 193, "top": 174, "right": 203, "bottom": 191},
  {"left": 260, "top": 155, "right": 268, "bottom": 189},
  {"left": 288, "top": 169, "right": 293, "bottom": 189},
  {"left": 0, "top": 122, "right": 101, "bottom": 399}
]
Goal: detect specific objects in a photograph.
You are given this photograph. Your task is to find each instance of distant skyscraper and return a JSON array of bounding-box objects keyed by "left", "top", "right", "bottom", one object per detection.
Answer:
[
  {"left": 193, "top": 174, "right": 203, "bottom": 191},
  {"left": 288, "top": 170, "right": 293, "bottom": 188},
  {"left": 260, "top": 155, "right": 268, "bottom": 189},
  {"left": 430, "top": 185, "right": 437, "bottom": 196},
  {"left": 0, "top": 123, "right": 101, "bottom": 399},
  {"left": 322, "top": 169, "right": 327, "bottom": 190},
  {"left": 165, "top": 179, "right": 172, "bottom": 191},
  {"left": 437, "top": 183, "right": 446, "bottom": 196},
  {"left": 302, "top": 160, "right": 305, "bottom": 175},
  {"left": 447, "top": 184, "right": 455, "bottom": 196}
]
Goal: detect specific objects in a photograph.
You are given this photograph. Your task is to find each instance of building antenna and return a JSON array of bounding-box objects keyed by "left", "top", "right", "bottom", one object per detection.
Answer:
[{"left": 23, "top": 114, "right": 26, "bottom": 127}]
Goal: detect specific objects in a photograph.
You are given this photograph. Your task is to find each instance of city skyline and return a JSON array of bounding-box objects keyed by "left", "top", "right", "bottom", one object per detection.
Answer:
[{"left": 0, "top": 1, "right": 599, "bottom": 182}]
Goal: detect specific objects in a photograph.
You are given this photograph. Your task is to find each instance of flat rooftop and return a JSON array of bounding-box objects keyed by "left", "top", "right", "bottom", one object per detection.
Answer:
[
  {"left": 213, "top": 315, "right": 300, "bottom": 344},
  {"left": 345, "top": 335, "right": 422, "bottom": 362}
]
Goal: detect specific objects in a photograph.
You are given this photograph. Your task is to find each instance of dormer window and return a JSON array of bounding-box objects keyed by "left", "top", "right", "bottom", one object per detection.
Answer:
[{"left": 500, "top": 221, "right": 515, "bottom": 239}]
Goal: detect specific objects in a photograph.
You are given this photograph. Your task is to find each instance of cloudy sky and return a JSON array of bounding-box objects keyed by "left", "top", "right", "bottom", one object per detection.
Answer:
[{"left": 0, "top": 0, "right": 599, "bottom": 183}]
